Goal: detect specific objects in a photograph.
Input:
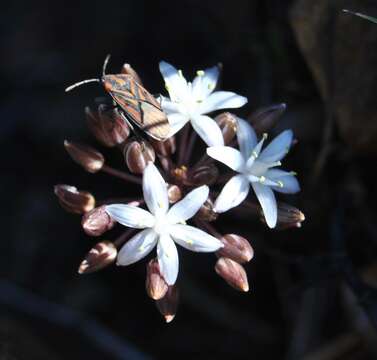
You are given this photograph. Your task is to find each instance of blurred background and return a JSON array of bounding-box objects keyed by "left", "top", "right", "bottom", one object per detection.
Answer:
[{"left": 2, "top": 0, "right": 377, "bottom": 358}]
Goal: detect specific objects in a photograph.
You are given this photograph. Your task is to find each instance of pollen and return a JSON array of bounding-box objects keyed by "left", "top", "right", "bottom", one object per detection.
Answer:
[
  {"left": 196, "top": 70, "right": 205, "bottom": 76},
  {"left": 208, "top": 83, "right": 215, "bottom": 90},
  {"left": 262, "top": 133, "right": 268, "bottom": 139},
  {"left": 138, "top": 245, "right": 144, "bottom": 252},
  {"left": 186, "top": 239, "right": 193, "bottom": 245},
  {"left": 165, "top": 83, "right": 170, "bottom": 91}
]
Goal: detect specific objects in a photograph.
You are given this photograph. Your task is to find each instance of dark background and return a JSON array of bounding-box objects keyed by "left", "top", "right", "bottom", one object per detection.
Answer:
[{"left": 2, "top": 0, "right": 377, "bottom": 359}]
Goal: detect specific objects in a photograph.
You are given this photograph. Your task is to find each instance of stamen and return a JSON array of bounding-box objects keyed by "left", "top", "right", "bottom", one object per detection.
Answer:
[
  {"left": 186, "top": 239, "right": 193, "bottom": 245},
  {"left": 259, "top": 176, "right": 266, "bottom": 183},
  {"left": 290, "top": 171, "right": 297, "bottom": 176},
  {"left": 277, "top": 181, "right": 284, "bottom": 188},
  {"left": 196, "top": 70, "right": 205, "bottom": 76},
  {"left": 178, "top": 70, "right": 183, "bottom": 78},
  {"left": 262, "top": 133, "right": 268, "bottom": 139},
  {"left": 207, "top": 83, "right": 214, "bottom": 90},
  {"left": 251, "top": 150, "right": 258, "bottom": 159}
]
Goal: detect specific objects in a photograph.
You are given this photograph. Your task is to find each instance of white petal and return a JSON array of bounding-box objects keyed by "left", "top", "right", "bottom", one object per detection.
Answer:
[
  {"left": 167, "top": 113, "right": 189, "bottom": 136},
  {"left": 192, "top": 65, "right": 219, "bottom": 100},
  {"left": 259, "top": 130, "right": 293, "bottom": 163},
  {"left": 105, "top": 204, "right": 155, "bottom": 228},
  {"left": 160, "top": 96, "right": 181, "bottom": 114},
  {"left": 191, "top": 115, "right": 224, "bottom": 146},
  {"left": 167, "top": 185, "right": 209, "bottom": 224},
  {"left": 236, "top": 117, "right": 257, "bottom": 159},
  {"left": 117, "top": 229, "right": 157, "bottom": 265},
  {"left": 143, "top": 162, "right": 169, "bottom": 216},
  {"left": 159, "top": 61, "right": 189, "bottom": 102},
  {"left": 197, "top": 91, "right": 248, "bottom": 115},
  {"left": 214, "top": 174, "right": 250, "bottom": 213},
  {"left": 245, "top": 134, "right": 268, "bottom": 168},
  {"left": 266, "top": 169, "right": 300, "bottom": 194},
  {"left": 157, "top": 233, "right": 179, "bottom": 285},
  {"left": 251, "top": 182, "right": 277, "bottom": 228},
  {"left": 206, "top": 146, "right": 245, "bottom": 172},
  {"left": 170, "top": 224, "right": 223, "bottom": 252}
]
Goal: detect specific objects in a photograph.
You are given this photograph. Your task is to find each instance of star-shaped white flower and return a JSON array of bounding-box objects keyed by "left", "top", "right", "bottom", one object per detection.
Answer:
[
  {"left": 105, "top": 162, "right": 223, "bottom": 285},
  {"left": 159, "top": 61, "right": 248, "bottom": 146},
  {"left": 207, "top": 118, "right": 300, "bottom": 228}
]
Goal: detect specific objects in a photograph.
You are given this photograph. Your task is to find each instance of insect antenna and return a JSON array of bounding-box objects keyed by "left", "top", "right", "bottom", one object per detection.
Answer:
[
  {"left": 65, "top": 79, "right": 100, "bottom": 92},
  {"left": 102, "top": 54, "right": 111, "bottom": 76}
]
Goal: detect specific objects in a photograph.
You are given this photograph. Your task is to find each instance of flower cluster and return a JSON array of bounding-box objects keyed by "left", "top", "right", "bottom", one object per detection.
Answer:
[{"left": 55, "top": 60, "right": 304, "bottom": 322}]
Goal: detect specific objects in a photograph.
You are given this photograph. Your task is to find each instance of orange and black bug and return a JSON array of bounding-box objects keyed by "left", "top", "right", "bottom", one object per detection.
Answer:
[{"left": 65, "top": 55, "right": 171, "bottom": 141}]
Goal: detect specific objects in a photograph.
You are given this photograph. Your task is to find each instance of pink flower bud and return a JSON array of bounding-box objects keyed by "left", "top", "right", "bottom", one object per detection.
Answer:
[
  {"left": 64, "top": 140, "right": 104, "bottom": 173},
  {"left": 217, "top": 234, "right": 254, "bottom": 263},
  {"left": 260, "top": 202, "right": 305, "bottom": 229},
  {"left": 167, "top": 184, "right": 182, "bottom": 204},
  {"left": 187, "top": 163, "right": 219, "bottom": 186},
  {"left": 78, "top": 241, "right": 117, "bottom": 274},
  {"left": 146, "top": 259, "right": 168, "bottom": 300},
  {"left": 156, "top": 285, "right": 179, "bottom": 323},
  {"left": 248, "top": 103, "right": 286, "bottom": 135},
  {"left": 215, "top": 257, "right": 249, "bottom": 292},
  {"left": 124, "top": 140, "right": 156, "bottom": 174},
  {"left": 81, "top": 205, "right": 116, "bottom": 236},
  {"left": 196, "top": 197, "right": 218, "bottom": 222},
  {"left": 149, "top": 137, "right": 176, "bottom": 157},
  {"left": 215, "top": 112, "right": 237, "bottom": 144},
  {"left": 54, "top": 184, "right": 95, "bottom": 214}
]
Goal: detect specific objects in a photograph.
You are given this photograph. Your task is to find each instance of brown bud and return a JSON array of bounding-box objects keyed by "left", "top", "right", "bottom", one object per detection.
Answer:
[
  {"left": 85, "top": 105, "right": 130, "bottom": 147},
  {"left": 81, "top": 205, "right": 116, "bottom": 236},
  {"left": 146, "top": 259, "right": 168, "bottom": 300},
  {"left": 78, "top": 241, "right": 117, "bottom": 274},
  {"left": 167, "top": 184, "right": 182, "bottom": 204},
  {"left": 149, "top": 136, "right": 176, "bottom": 157},
  {"left": 121, "top": 63, "right": 143, "bottom": 85},
  {"left": 215, "top": 257, "right": 249, "bottom": 292},
  {"left": 248, "top": 103, "right": 286, "bottom": 135},
  {"left": 187, "top": 163, "right": 219, "bottom": 186},
  {"left": 156, "top": 285, "right": 179, "bottom": 323},
  {"left": 54, "top": 184, "right": 95, "bottom": 214},
  {"left": 217, "top": 234, "right": 254, "bottom": 263},
  {"left": 64, "top": 140, "right": 104, "bottom": 173},
  {"left": 260, "top": 202, "right": 305, "bottom": 229},
  {"left": 196, "top": 197, "right": 218, "bottom": 222},
  {"left": 124, "top": 140, "right": 156, "bottom": 174},
  {"left": 215, "top": 112, "right": 237, "bottom": 144}
]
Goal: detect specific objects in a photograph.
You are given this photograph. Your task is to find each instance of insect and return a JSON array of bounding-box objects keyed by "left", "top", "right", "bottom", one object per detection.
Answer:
[{"left": 65, "top": 55, "right": 171, "bottom": 141}]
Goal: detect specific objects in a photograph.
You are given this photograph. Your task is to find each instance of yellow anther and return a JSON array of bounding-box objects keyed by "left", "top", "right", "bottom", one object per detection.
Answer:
[
  {"left": 207, "top": 83, "right": 214, "bottom": 90},
  {"left": 165, "top": 83, "right": 170, "bottom": 91},
  {"left": 138, "top": 245, "right": 144, "bottom": 252},
  {"left": 196, "top": 70, "right": 205, "bottom": 76},
  {"left": 259, "top": 176, "right": 266, "bottom": 183},
  {"left": 277, "top": 181, "right": 284, "bottom": 188},
  {"left": 157, "top": 201, "right": 163, "bottom": 208},
  {"left": 290, "top": 171, "right": 297, "bottom": 176},
  {"left": 178, "top": 220, "right": 187, "bottom": 225},
  {"left": 262, "top": 133, "right": 268, "bottom": 139},
  {"left": 178, "top": 69, "right": 183, "bottom": 77},
  {"left": 186, "top": 239, "right": 194, "bottom": 245}
]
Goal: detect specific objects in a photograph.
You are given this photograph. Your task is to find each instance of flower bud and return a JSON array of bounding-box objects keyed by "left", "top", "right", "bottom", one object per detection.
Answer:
[
  {"left": 196, "top": 197, "right": 218, "bottom": 222},
  {"left": 78, "top": 241, "right": 117, "bottom": 274},
  {"left": 149, "top": 137, "right": 176, "bottom": 157},
  {"left": 64, "top": 140, "right": 104, "bottom": 173},
  {"left": 215, "top": 257, "right": 249, "bottom": 292},
  {"left": 124, "top": 140, "right": 156, "bottom": 174},
  {"left": 85, "top": 105, "right": 130, "bottom": 147},
  {"left": 217, "top": 234, "right": 254, "bottom": 263},
  {"left": 81, "top": 205, "right": 116, "bottom": 236},
  {"left": 248, "top": 103, "right": 286, "bottom": 135},
  {"left": 167, "top": 184, "right": 182, "bottom": 204},
  {"left": 260, "top": 202, "right": 305, "bottom": 229},
  {"left": 156, "top": 285, "right": 179, "bottom": 323},
  {"left": 54, "top": 184, "right": 95, "bottom": 214},
  {"left": 146, "top": 259, "right": 168, "bottom": 300},
  {"left": 121, "top": 63, "right": 143, "bottom": 85},
  {"left": 215, "top": 112, "right": 237, "bottom": 144},
  {"left": 187, "top": 164, "right": 219, "bottom": 186}
]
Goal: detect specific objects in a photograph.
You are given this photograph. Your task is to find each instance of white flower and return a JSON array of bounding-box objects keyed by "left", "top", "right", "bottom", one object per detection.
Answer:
[
  {"left": 159, "top": 61, "right": 248, "bottom": 147},
  {"left": 207, "top": 118, "right": 300, "bottom": 228},
  {"left": 105, "top": 162, "right": 223, "bottom": 285}
]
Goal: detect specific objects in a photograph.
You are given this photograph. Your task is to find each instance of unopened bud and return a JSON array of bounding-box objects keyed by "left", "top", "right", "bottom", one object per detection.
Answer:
[
  {"left": 78, "top": 241, "right": 117, "bottom": 274},
  {"left": 167, "top": 184, "right": 182, "bottom": 204},
  {"left": 124, "top": 140, "right": 156, "bottom": 174},
  {"left": 215, "top": 112, "right": 237, "bottom": 144},
  {"left": 81, "top": 205, "right": 116, "bottom": 236},
  {"left": 64, "top": 140, "right": 104, "bottom": 173},
  {"left": 248, "top": 103, "right": 286, "bottom": 135},
  {"left": 149, "top": 137, "right": 176, "bottom": 157},
  {"left": 85, "top": 105, "right": 130, "bottom": 147},
  {"left": 260, "top": 202, "right": 305, "bottom": 229},
  {"left": 215, "top": 257, "right": 249, "bottom": 292},
  {"left": 156, "top": 285, "right": 179, "bottom": 323},
  {"left": 217, "top": 234, "right": 254, "bottom": 263},
  {"left": 146, "top": 259, "right": 168, "bottom": 300},
  {"left": 187, "top": 164, "right": 219, "bottom": 186},
  {"left": 54, "top": 184, "right": 95, "bottom": 214},
  {"left": 121, "top": 63, "right": 143, "bottom": 85},
  {"left": 196, "top": 198, "right": 218, "bottom": 222}
]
